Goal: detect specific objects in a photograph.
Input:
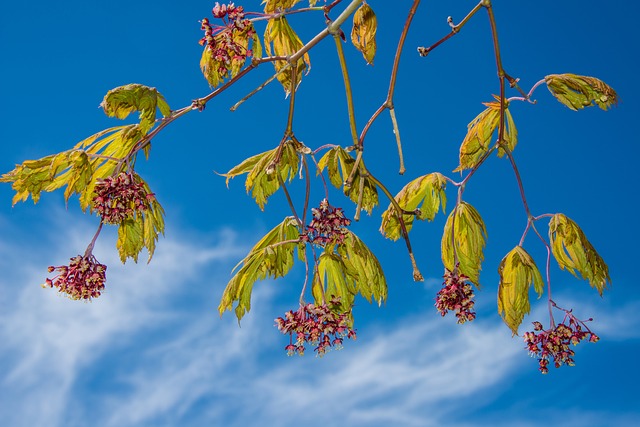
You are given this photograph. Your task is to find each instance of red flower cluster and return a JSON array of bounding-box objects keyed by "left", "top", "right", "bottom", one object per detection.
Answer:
[
  {"left": 43, "top": 254, "right": 107, "bottom": 300},
  {"left": 435, "top": 268, "right": 476, "bottom": 323},
  {"left": 199, "top": 3, "right": 256, "bottom": 80},
  {"left": 524, "top": 316, "right": 599, "bottom": 374},
  {"left": 275, "top": 299, "right": 356, "bottom": 357},
  {"left": 93, "top": 172, "right": 154, "bottom": 224},
  {"left": 301, "top": 199, "right": 351, "bottom": 246}
]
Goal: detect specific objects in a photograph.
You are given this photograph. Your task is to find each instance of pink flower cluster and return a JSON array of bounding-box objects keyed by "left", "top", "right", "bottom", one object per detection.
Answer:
[
  {"left": 524, "top": 316, "right": 599, "bottom": 374},
  {"left": 275, "top": 299, "right": 357, "bottom": 357},
  {"left": 301, "top": 199, "right": 351, "bottom": 246},
  {"left": 435, "top": 268, "right": 476, "bottom": 323},
  {"left": 44, "top": 254, "right": 107, "bottom": 300},
  {"left": 199, "top": 3, "right": 256, "bottom": 80},
  {"left": 93, "top": 172, "right": 154, "bottom": 224}
]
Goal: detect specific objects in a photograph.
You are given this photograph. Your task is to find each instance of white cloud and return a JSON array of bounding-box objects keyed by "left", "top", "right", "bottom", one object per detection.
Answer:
[{"left": 1, "top": 209, "right": 638, "bottom": 427}]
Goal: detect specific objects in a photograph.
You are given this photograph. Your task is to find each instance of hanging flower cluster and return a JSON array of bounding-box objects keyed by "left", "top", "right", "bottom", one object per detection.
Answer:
[
  {"left": 199, "top": 3, "right": 256, "bottom": 82},
  {"left": 435, "top": 268, "right": 476, "bottom": 323},
  {"left": 275, "top": 298, "right": 357, "bottom": 357},
  {"left": 524, "top": 315, "right": 599, "bottom": 374},
  {"left": 92, "top": 172, "right": 154, "bottom": 225},
  {"left": 301, "top": 199, "right": 352, "bottom": 246},
  {"left": 43, "top": 254, "right": 107, "bottom": 300}
]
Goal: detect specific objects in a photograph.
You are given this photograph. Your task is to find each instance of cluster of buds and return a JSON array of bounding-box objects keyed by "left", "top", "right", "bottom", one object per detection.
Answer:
[
  {"left": 301, "top": 199, "right": 351, "bottom": 246},
  {"left": 199, "top": 3, "right": 256, "bottom": 81},
  {"left": 43, "top": 254, "right": 107, "bottom": 300},
  {"left": 435, "top": 268, "right": 476, "bottom": 323},
  {"left": 524, "top": 314, "right": 599, "bottom": 374},
  {"left": 93, "top": 172, "right": 155, "bottom": 225},
  {"left": 275, "top": 298, "right": 356, "bottom": 357}
]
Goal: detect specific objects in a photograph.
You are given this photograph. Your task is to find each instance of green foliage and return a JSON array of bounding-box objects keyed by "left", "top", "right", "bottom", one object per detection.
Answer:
[
  {"left": 116, "top": 176, "right": 165, "bottom": 264},
  {"left": 441, "top": 202, "right": 487, "bottom": 287},
  {"left": 313, "top": 231, "right": 387, "bottom": 314},
  {"left": 317, "top": 146, "right": 378, "bottom": 214},
  {"left": 100, "top": 84, "right": 171, "bottom": 133},
  {"left": 545, "top": 74, "right": 618, "bottom": 111},
  {"left": 221, "top": 140, "right": 302, "bottom": 210},
  {"left": 548, "top": 214, "right": 611, "bottom": 295},
  {"left": 380, "top": 173, "right": 447, "bottom": 241},
  {"left": 219, "top": 216, "right": 302, "bottom": 322},
  {"left": 455, "top": 99, "right": 517, "bottom": 172},
  {"left": 264, "top": 16, "right": 310, "bottom": 95},
  {"left": 351, "top": 3, "right": 377, "bottom": 65},
  {"left": 497, "top": 246, "right": 544, "bottom": 335}
]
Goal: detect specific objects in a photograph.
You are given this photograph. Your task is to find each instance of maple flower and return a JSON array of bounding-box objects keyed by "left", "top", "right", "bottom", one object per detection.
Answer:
[
  {"left": 43, "top": 254, "right": 107, "bottom": 300},
  {"left": 93, "top": 172, "right": 154, "bottom": 225},
  {"left": 302, "top": 199, "right": 352, "bottom": 246},
  {"left": 275, "top": 298, "right": 356, "bottom": 357},
  {"left": 435, "top": 268, "right": 476, "bottom": 323},
  {"left": 524, "top": 312, "right": 599, "bottom": 374}
]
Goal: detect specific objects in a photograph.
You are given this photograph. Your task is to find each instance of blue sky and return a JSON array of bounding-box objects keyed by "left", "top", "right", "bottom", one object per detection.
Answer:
[{"left": 1, "top": 1, "right": 639, "bottom": 426}]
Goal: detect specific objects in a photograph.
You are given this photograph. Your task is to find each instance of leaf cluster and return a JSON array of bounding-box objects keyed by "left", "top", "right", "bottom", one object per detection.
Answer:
[
  {"left": 545, "top": 74, "right": 618, "bottom": 111},
  {"left": 317, "top": 146, "right": 378, "bottom": 214},
  {"left": 380, "top": 173, "right": 447, "bottom": 241},
  {"left": 548, "top": 214, "right": 611, "bottom": 295},
  {"left": 497, "top": 246, "right": 544, "bottom": 335}
]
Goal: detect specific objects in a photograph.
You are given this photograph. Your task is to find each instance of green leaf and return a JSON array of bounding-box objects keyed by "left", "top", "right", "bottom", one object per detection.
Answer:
[
  {"left": 219, "top": 217, "right": 301, "bottom": 322},
  {"left": 380, "top": 173, "right": 447, "bottom": 241},
  {"left": 1, "top": 125, "right": 144, "bottom": 208},
  {"left": 115, "top": 174, "right": 165, "bottom": 263},
  {"left": 100, "top": 84, "right": 171, "bottom": 133},
  {"left": 545, "top": 73, "right": 618, "bottom": 111},
  {"left": 548, "top": 214, "right": 611, "bottom": 295},
  {"left": 337, "top": 230, "right": 387, "bottom": 305},
  {"left": 221, "top": 140, "right": 300, "bottom": 210},
  {"left": 455, "top": 99, "right": 517, "bottom": 171},
  {"left": 441, "top": 202, "right": 487, "bottom": 287},
  {"left": 497, "top": 246, "right": 544, "bottom": 335},
  {"left": 315, "top": 252, "right": 357, "bottom": 312},
  {"left": 316, "top": 146, "right": 378, "bottom": 214},
  {"left": 264, "top": 17, "right": 310, "bottom": 95},
  {"left": 351, "top": 3, "right": 377, "bottom": 65}
]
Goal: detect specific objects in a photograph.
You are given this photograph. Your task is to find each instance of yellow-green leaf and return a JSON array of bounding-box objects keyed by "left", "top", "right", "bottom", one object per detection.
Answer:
[
  {"left": 497, "top": 108, "right": 518, "bottom": 158},
  {"left": 351, "top": 3, "right": 377, "bottom": 65},
  {"left": 115, "top": 174, "right": 165, "bottom": 263},
  {"left": 337, "top": 230, "right": 387, "bottom": 305},
  {"left": 264, "top": 17, "right": 310, "bottom": 95},
  {"left": 441, "top": 202, "right": 487, "bottom": 287},
  {"left": 497, "top": 246, "right": 544, "bottom": 335},
  {"left": 545, "top": 73, "right": 618, "bottom": 111},
  {"left": 548, "top": 214, "right": 611, "bottom": 295},
  {"left": 100, "top": 84, "right": 171, "bottom": 133},
  {"left": 219, "top": 216, "right": 301, "bottom": 321},
  {"left": 221, "top": 140, "right": 300, "bottom": 210},
  {"left": 316, "top": 146, "right": 378, "bottom": 214},
  {"left": 380, "top": 173, "right": 447, "bottom": 241}
]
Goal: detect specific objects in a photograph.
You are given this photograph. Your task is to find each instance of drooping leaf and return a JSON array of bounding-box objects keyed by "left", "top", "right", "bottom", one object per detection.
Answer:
[
  {"left": 337, "top": 230, "right": 387, "bottom": 305},
  {"left": 219, "top": 216, "right": 301, "bottom": 321},
  {"left": 548, "top": 214, "right": 611, "bottom": 295},
  {"left": 455, "top": 99, "right": 516, "bottom": 171},
  {"left": 1, "top": 125, "right": 143, "bottom": 208},
  {"left": 315, "top": 251, "right": 357, "bottom": 313},
  {"left": 100, "top": 84, "right": 171, "bottom": 133},
  {"left": 545, "top": 74, "right": 618, "bottom": 111},
  {"left": 380, "top": 173, "right": 447, "bottom": 241},
  {"left": 441, "top": 202, "right": 487, "bottom": 287},
  {"left": 497, "top": 246, "right": 544, "bottom": 335},
  {"left": 221, "top": 140, "right": 301, "bottom": 210},
  {"left": 115, "top": 174, "right": 165, "bottom": 263},
  {"left": 351, "top": 3, "right": 377, "bottom": 65},
  {"left": 264, "top": 16, "right": 310, "bottom": 95},
  {"left": 316, "top": 146, "right": 378, "bottom": 214}
]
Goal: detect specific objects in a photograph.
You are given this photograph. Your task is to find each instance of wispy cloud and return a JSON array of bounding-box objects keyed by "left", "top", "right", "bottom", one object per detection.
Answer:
[{"left": 1, "top": 210, "right": 638, "bottom": 427}]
